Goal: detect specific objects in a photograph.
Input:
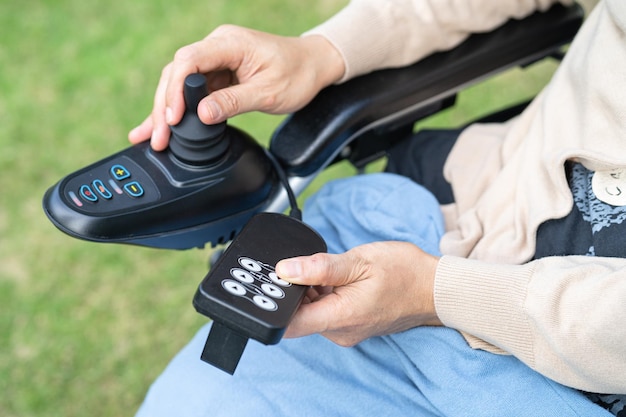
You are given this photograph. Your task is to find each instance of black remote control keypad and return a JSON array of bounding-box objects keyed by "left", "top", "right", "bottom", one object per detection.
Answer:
[{"left": 193, "top": 212, "right": 326, "bottom": 374}]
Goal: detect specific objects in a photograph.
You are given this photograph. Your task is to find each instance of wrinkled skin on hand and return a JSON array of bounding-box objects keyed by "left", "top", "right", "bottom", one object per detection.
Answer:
[
  {"left": 276, "top": 241, "right": 442, "bottom": 347},
  {"left": 128, "top": 25, "right": 345, "bottom": 151}
]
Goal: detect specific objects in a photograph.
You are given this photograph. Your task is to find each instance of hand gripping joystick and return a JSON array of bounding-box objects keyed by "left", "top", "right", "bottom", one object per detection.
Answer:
[
  {"left": 42, "top": 74, "right": 279, "bottom": 249},
  {"left": 169, "top": 74, "right": 230, "bottom": 166}
]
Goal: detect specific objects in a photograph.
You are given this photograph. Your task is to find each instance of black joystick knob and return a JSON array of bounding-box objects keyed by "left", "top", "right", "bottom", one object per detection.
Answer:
[{"left": 169, "top": 74, "right": 230, "bottom": 166}]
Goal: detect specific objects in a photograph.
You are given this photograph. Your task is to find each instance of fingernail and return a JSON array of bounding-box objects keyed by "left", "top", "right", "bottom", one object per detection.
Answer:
[
  {"left": 206, "top": 100, "right": 222, "bottom": 121},
  {"left": 165, "top": 107, "right": 173, "bottom": 125},
  {"left": 276, "top": 259, "right": 303, "bottom": 279}
]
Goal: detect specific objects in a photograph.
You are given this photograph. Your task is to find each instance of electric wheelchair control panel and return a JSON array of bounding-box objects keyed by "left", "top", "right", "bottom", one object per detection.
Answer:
[{"left": 42, "top": 74, "right": 279, "bottom": 250}]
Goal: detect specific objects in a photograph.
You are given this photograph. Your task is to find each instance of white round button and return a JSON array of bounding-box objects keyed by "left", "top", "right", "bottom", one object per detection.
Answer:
[
  {"left": 230, "top": 268, "right": 254, "bottom": 284},
  {"left": 269, "top": 272, "right": 291, "bottom": 287},
  {"left": 253, "top": 295, "right": 278, "bottom": 311},
  {"left": 222, "top": 280, "right": 246, "bottom": 296},
  {"left": 261, "top": 283, "right": 285, "bottom": 299},
  {"left": 239, "top": 257, "right": 262, "bottom": 272}
]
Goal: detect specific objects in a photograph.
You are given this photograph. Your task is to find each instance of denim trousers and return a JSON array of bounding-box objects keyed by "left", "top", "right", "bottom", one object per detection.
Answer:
[{"left": 135, "top": 173, "right": 608, "bottom": 417}]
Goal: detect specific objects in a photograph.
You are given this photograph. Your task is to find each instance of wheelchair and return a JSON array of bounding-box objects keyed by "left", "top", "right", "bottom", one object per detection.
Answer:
[
  {"left": 43, "top": 0, "right": 587, "bottom": 382},
  {"left": 47, "top": 2, "right": 626, "bottom": 414}
]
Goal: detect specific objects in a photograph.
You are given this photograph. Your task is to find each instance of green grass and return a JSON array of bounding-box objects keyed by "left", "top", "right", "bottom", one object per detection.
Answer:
[{"left": 1, "top": 1, "right": 560, "bottom": 416}]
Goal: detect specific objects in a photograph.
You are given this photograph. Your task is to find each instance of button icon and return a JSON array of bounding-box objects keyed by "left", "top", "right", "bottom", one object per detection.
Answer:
[
  {"left": 79, "top": 185, "right": 98, "bottom": 202},
  {"left": 269, "top": 272, "right": 291, "bottom": 287},
  {"left": 261, "top": 283, "right": 285, "bottom": 299},
  {"left": 68, "top": 191, "right": 83, "bottom": 207},
  {"left": 253, "top": 295, "right": 278, "bottom": 311},
  {"left": 230, "top": 268, "right": 254, "bottom": 284},
  {"left": 239, "top": 257, "right": 262, "bottom": 272},
  {"left": 222, "top": 280, "right": 247, "bottom": 297},
  {"left": 111, "top": 164, "right": 130, "bottom": 180},
  {"left": 123, "top": 181, "right": 144, "bottom": 198},
  {"left": 92, "top": 180, "right": 113, "bottom": 199},
  {"left": 107, "top": 179, "right": 123, "bottom": 195}
]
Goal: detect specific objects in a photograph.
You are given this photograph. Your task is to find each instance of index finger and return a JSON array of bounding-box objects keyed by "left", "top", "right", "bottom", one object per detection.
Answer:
[{"left": 165, "top": 31, "right": 245, "bottom": 124}]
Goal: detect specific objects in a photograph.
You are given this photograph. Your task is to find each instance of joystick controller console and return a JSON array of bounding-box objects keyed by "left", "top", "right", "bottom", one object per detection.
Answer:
[{"left": 43, "top": 74, "right": 279, "bottom": 249}]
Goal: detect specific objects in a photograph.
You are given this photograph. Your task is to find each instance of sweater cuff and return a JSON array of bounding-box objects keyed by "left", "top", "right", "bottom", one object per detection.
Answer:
[
  {"left": 302, "top": 1, "right": 403, "bottom": 83},
  {"left": 434, "top": 255, "right": 536, "bottom": 362}
]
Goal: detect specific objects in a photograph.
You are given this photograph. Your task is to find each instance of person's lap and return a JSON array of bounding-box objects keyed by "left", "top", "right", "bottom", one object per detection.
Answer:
[{"left": 136, "top": 173, "right": 607, "bottom": 417}]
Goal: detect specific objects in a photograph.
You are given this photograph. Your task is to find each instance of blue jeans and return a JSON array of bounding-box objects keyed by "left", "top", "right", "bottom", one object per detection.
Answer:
[{"left": 135, "top": 173, "right": 608, "bottom": 417}]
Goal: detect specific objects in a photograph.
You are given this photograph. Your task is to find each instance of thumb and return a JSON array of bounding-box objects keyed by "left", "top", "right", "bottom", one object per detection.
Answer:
[
  {"left": 275, "top": 253, "right": 358, "bottom": 287},
  {"left": 197, "top": 83, "right": 262, "bottom": 124}
]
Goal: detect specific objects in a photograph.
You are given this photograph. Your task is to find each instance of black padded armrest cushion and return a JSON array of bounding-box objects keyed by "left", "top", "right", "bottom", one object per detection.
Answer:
[{"left": 269, "top": 2, "right": 584, "bottom": 176}]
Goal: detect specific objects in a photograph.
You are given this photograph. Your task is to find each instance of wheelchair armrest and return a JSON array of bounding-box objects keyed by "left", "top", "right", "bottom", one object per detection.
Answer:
[{"left": 269, "top": 2, "right": 584, "bottom": 177}]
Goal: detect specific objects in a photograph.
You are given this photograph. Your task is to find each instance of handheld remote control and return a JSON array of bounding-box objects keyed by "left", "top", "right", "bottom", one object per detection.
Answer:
[
  {"left": 42, "top": 74, "right": 279, "bottom": 249},
  {"left": 193, "top": 212, "right": 327, "bottom": 374}
]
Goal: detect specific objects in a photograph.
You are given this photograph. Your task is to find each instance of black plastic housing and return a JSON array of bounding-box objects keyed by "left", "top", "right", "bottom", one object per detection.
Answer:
[
  {"left": 43, "top": 125, "right": 278, "bottom": 249},
  {"left": 270, "top": 3, "right": 584, "bottom": 175},
  {"left": 193, "top": 213, "right": 327, "bottom": 346}
]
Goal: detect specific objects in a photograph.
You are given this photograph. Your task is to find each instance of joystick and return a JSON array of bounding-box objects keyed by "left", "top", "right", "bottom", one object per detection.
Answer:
[
  {"left": 169, "top": 74, "right": 229, "bottom": 166},
  {"left": 42, "top": 74, "right": 279, "bottom": 249}
]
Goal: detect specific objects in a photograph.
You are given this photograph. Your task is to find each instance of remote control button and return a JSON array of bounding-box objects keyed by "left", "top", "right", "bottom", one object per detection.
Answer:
[
  {"left": 230, "top": 268, "right": 254, "bottom": 284},
  {"left": 79, "top": 185, "right": 98, "bottom": 202},
  {"left": 261, "top": 283, "right": 284, "bottom": 299},
  {"left": 68, "top": 191, "right": 83, "bottom": 207},
  {"left": 107, "top": 179, "right": 123, "bottom": 195},
  {"left": 222, "top": 280, "right": 247, "bottom": 296},
  {"left": 269, "top": 272, "right": 291, "bottom": 287},
  {"left": 111, "top": 164, "right": 131, "bottom": 180},
  {"left": 253, "top": 295, "right": 278, "bottom": 311},
  {"left": 239, "top": 257, "right": 262, "bottom": 272},
  {"left": 92, "top": 180, "right": 113, "bottom": 199},
  {"left": 123, "top": 181, "right": 144, "bottom": 198}
]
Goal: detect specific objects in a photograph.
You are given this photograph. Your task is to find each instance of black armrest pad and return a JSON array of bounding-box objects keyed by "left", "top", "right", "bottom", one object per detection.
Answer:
[{"left": 270, "top": 2, "right": 583, "bottom": 176}]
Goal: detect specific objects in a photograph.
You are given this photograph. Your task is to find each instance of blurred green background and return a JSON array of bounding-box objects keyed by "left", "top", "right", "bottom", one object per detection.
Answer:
[{"left": 0, "top": 0, "right": 587, "bottom": 416}]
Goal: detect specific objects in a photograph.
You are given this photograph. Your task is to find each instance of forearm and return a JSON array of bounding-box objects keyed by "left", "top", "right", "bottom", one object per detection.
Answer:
[
  {"left": 435, "top": 254, "right": 626, "bottom": 394},
  {"left": 304, "top": 0, "right": 572, "bottom": 82}
]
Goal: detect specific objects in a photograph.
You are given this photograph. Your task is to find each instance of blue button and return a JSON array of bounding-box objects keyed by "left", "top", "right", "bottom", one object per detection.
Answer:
[
  {"left": 79, "top": 185, "right": 98, "bottom": 202},
  {"left": 123, "top": 181, "right": 144, "bottom": 198},
  {"left": 111, "top": 164, "right": 131, "bottom": 180},
  {"left": 92, "top": 180, "right": 113, "bottom": 199}
]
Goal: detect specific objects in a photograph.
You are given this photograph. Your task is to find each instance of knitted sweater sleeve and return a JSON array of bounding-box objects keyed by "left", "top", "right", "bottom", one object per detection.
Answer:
[
  {"left": 435, "top": 254, "right": 626, "bottom": 394},
  {"left": 303, "top": 0, "right": 571, "bottom": 82}
]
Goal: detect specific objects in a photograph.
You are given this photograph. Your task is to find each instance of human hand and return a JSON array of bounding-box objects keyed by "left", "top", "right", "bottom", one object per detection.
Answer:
[
  {"left": 128, "top": 25, "right": 345, "bottom": 151},
  {"left": 276, "top": 241, "right": 442, "bottom": 346}
]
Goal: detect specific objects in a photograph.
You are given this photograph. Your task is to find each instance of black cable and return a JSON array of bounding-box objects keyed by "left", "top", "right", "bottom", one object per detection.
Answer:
[{"left": 264, "top": 149, "right": 302, "bottom": 221}]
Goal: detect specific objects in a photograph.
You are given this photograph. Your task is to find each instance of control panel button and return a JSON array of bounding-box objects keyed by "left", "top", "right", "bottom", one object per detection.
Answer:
[
  {"left": 123, "top": 181, "right": 144, "bottom": 198},
  {"left": 62, "top": 156, "right": 159, "bottom": 215},
  {"left": 222, "top": 280, "right": 247, "bottom": 297},
  {"left": 79, "top": 185, "right": 98, "bottom": 202},
  {"left": 253, "top": 295, "right": 278, "bottom": 311},
  {"left": 107, "top": 179, "right": 123, "bottom": 195},
  {"left": 68, "top": 191, "right": 83, "bottom": 207},
  {"left": 92, "top": 180, "right": 113, "bottom": 199},
  {"left": 111, "top": 164, "right": 131, "bottom": 180}
]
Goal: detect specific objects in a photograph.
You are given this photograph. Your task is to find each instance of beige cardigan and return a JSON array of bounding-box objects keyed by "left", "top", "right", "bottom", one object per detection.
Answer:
[{"left": 306, "top": 0, "right": 626, "bottom": 394}]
